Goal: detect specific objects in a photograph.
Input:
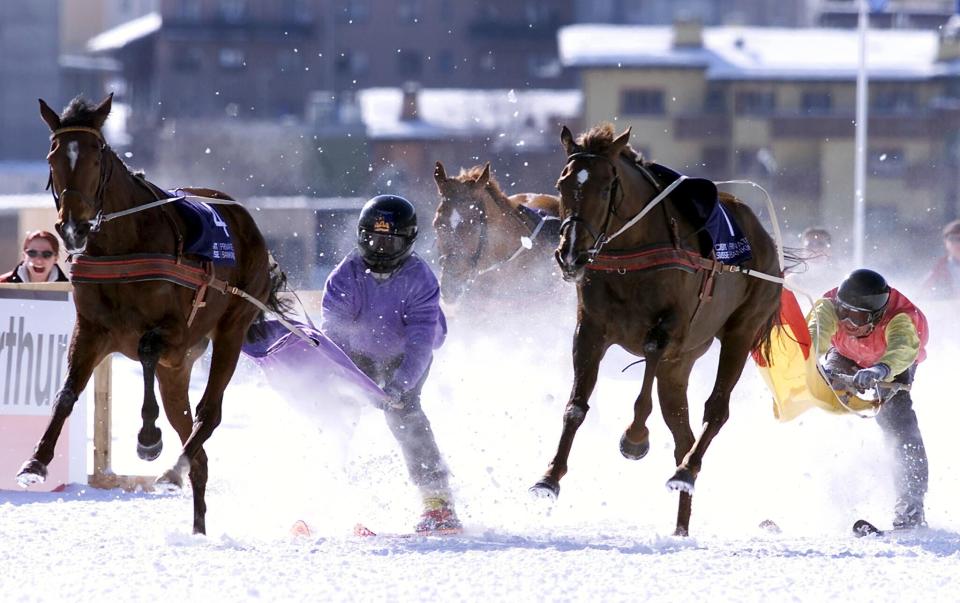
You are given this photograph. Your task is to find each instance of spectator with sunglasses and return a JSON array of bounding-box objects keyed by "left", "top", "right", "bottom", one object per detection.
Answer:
[
  {"left": 921, "top": 219, "right": 960, "bottom": 299},
  {"left": 320, "top": 194, "right": 460, "bottom": 535},
  {"left": 807, "top": 268, "right": 929, "bottom": 529},
  {"left": 0, "top": 230, "right": 69, "bottom": 283}
]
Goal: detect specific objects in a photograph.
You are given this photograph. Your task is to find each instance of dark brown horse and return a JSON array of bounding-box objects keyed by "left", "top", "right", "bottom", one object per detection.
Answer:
[
  {"left": 18, "top": 94, "right": 284, "bottom": 534},
  {"left": 432, "top": 161, "right": 561, "bottom": 306},
  {"left": 529, "top": 124, "right": 782, "bottom": 536}
]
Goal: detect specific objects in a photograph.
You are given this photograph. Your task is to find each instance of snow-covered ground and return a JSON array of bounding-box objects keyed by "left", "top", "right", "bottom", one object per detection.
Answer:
[{"left": 2, "top": 293, "right": 959, "bottom": 602}]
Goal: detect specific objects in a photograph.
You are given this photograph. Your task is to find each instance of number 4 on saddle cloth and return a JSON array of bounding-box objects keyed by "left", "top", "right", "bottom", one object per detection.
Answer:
[{"left": 169, "top": 190, "right": 237, "bottom": 265}]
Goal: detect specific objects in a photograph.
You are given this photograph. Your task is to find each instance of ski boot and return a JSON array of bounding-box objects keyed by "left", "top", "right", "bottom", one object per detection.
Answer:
[{"left": 892, "top": 497, "right": 927, "bottom": 530}]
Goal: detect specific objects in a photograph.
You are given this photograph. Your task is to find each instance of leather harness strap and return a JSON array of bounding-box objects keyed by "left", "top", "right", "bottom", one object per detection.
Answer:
[{"left": 69, "top": 253, "right": 231, "bottom": 327}]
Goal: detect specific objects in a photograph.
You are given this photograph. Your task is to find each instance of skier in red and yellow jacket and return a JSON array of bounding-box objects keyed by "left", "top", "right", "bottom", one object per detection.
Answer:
[{"left": 808, "top": 269, "right": 929, "bottom": 529}]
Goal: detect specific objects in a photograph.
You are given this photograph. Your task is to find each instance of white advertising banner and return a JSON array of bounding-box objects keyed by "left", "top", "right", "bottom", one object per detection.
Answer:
[{"left": 0, "top": 287, "right": 86, "bottom": 490}]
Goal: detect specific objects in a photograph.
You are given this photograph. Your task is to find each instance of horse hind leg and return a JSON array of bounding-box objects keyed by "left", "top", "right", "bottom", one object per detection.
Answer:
[
  {"left": 620, "top": 317, "right": 672, "bottom": 460},
  {"left": 136, "top": 330, "right": 165, "bottom": 461}
]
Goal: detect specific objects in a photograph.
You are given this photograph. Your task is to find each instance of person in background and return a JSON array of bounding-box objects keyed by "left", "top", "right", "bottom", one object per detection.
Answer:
[
  {"left": 801, "top": 227, "right": 832, "bottom": 259},
  {"left": 321, "top": 194, "right": 461, "bottom": 534},
  {"left": 807, "top": 268, "right": 929, "bottom": 529},
  {"left": 921, "top": 219, "right": 960, "bottom": 299},
  {"left": 0, "top": 230, "right": 69, "bottom": 283},
  {"left": 788, "top": 227, "right": 836, "bottom": 307}
]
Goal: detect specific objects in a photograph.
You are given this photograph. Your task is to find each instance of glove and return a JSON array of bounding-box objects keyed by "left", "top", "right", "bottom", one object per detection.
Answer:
[
  {"left": 852, "top": 364, "right": 891, "bottom": 392},
  {"left": 381, "top": 384, "right": 406, "bottom": 411}
]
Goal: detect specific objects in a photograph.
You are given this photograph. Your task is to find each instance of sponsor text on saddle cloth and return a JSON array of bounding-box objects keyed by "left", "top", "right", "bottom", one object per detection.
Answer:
[
  {"left": 170, "top": 189, "right": 236, "bottom": 266},
  {"left": 647, "top": 164, "right": 753, "bottom": 265}
]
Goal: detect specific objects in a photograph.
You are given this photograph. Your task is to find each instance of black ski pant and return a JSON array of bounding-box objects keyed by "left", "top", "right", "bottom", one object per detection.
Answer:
[
  {"left": 824, "top": 349, "right": 929, "bottom": 505},
  {"left": 350, "top": 354, "right": 451, "bottom": 498}
]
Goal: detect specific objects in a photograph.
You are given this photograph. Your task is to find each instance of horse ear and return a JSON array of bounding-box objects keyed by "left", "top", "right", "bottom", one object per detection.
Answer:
[
  {"left": 434, "top": 161, "right": 447, "bottom": 185},
  {"left": 91, "top": 92, "right": 114, "bottom": 130},
  {"left": 609, "top": 127, "right": 632, "bottom": 156},
  {"left": 39, "top": 98, "right": 61, "bottom": 131},
  {"left": 560, "top": 125, "right": 577, "bottom": 155},
  {"left": 476, "top": 162, "right": 490, "bottom": 185}
]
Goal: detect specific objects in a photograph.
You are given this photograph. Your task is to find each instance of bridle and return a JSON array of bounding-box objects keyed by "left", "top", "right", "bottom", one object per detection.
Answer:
[
  {"left": 557, "top": 151, "right": 626, "bottom": 261},
  {"left": 47, "top": 125, "right": 113, "bottom": 235}
]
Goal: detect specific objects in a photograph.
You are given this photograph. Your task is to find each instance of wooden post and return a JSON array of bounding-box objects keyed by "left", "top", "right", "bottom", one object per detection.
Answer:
[{"left": 92, "top": 355, "right": 112, "bottom": 476}]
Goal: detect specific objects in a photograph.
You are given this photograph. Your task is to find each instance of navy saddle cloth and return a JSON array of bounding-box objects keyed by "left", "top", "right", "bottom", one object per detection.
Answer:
[
  {"left": 169, "top": 190, "right": 237, "bottom": 266},
  {"left": 516, "top": 204, "right": 561, "bottom": 246},
  {"left": 646, "top": 164, "right": 752, "bottom": 265}
]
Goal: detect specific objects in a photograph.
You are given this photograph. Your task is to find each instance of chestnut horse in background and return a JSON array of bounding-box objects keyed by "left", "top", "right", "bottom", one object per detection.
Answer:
[
  {"left": 530, "top": 124, "right": 782, "bottom": 536},
  {"left": 432, "top": 161, "right": 562, "bottom": 306},
  {"left": 18, "top": 94, "right": 286, "bottom": 534}
]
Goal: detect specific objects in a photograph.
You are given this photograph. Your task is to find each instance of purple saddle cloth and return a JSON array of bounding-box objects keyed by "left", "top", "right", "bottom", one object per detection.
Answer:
[
  {"left": 168, "top": 190, "right": 237, "bottom": 266},
  {"left": 242, "top": 319, "right": 386, "bottom": 406}
]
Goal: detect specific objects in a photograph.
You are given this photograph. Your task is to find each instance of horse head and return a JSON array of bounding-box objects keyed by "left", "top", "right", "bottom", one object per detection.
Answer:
[
  {"left": 432, "top": 160, "right": 493, "bottom": 302},
  {"left": 554, "top": 124, "right": 632, "bottom": 282},
  {"left": 40, "top": 93, "right": 114, "bottom": 254}
]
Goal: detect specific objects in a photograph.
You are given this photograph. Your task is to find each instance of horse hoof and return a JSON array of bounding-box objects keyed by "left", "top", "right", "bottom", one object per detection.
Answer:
[
  {"left": 529, "top": 480, "right": 560, "bottom": 501},
  {"left": 673, "top": 526, "right": 690, "bottom": 537},
  {"left": 16, "top": 459, "right": 48, "bottom": 488},
  {"left": 136, "top": 436, "right": 163, "bottom": 462},
  {"left": 665, "top": 468, "right": 696, "bottom": 494},
  {"left": 619, "top": 432, "right": 650, "bottom": 460}
]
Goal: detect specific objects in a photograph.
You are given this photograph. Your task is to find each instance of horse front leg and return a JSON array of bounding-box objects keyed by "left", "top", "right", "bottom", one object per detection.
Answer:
[
  {"left": 666, "top": 331, "right": 753, "bottom": 496},
  {"left": 656, "top": 353, "right": 700, "bottom": 536},
  {"left": 17, "top": 316, "right": 108, "bottom": 486},
  {"left": 529, "top": 320, "right": 606, "bottom": 499},
  {"left": 157, "top": 327, "right": 244, "bottom": 534}
]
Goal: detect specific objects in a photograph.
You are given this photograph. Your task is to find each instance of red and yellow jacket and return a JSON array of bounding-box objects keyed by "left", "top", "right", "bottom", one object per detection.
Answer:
[{"left": 808, "top": 288, "right": 928, "bottom": 377}]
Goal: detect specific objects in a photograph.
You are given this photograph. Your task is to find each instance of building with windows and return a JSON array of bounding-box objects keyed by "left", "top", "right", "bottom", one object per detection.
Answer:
[{"left": 559, "top": 21, "right": 960, "bottom": 260}]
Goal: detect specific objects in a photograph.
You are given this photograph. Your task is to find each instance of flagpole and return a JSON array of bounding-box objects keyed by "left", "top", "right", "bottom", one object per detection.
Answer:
[{"left": 853, "top": 0, "right": 869, "bottom": 267}]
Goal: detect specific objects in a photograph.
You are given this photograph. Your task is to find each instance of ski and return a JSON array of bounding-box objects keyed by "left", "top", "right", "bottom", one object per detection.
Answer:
[
  {"left": 353, "top": 522, "right": 463, "bottom": 538},
  {"left": 852, "top": 519, "right": 883, "bottom": 537},
  {"left": 290, "top": 519, "right": 312, "bottom": 538}
]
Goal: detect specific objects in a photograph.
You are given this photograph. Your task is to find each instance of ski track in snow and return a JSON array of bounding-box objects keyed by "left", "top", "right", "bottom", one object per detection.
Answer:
[{"left": 2, "top": 294, "right": 959, "bottom": 602}]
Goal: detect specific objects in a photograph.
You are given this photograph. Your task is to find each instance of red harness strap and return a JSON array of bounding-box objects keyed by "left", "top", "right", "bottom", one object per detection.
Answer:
[{"left": 69, "top": 253, "right": 230, "bottom": 327}]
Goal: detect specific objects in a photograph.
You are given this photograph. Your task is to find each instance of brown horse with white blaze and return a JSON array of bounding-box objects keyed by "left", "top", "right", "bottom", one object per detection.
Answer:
[
  {"left": 432, "top": 161, "right": 561, "bottom": 306},
  {"left": 17, "top": 94, "right": 285, "bottom": 534},
  {"left": 529, "top": 124, "right": 782, "bottom": 536}
]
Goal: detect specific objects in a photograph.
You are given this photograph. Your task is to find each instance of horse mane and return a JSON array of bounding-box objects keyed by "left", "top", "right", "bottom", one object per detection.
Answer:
[
  {"left": 577, "top": 122, "right": 650, "bottom": 167},
  {"left": 59, "top": 96, "right": 103, "bottom": 128},
  {"left": 456, "top": 165, "right": 516, "bottom": 208}
]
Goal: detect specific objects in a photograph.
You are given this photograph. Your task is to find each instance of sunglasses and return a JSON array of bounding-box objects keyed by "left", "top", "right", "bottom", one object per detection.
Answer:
[{"left": 25, "top": 249, "right": 55, "bottom": 259}]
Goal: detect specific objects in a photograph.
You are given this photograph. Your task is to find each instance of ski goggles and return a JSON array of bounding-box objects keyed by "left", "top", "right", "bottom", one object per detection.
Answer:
[
  {"left": 25, "top": 249, "right": 55, "bottom": 259},
  {"left": 359, "top": 229, "right": 408, "bottom": 256},
  {"left": 836, "top": 301, "right": 882, "bottom": 329}
]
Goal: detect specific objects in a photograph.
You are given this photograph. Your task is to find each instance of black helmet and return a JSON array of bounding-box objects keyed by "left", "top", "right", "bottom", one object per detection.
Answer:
[
  {"left": 835, "top": 269, "right": 890, "bottom": 336},
  {"left": 357, "top": 194, "right": 418, "bottom": 272}
]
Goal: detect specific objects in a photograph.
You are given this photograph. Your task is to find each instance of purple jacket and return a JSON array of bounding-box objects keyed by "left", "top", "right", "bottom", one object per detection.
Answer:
[{"left": 321, "top": 251, "right": 446, "bottom": 392}]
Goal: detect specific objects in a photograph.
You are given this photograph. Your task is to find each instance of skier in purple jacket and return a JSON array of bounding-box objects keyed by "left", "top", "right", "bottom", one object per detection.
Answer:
[{"left": 322, "top": 194, "right": 460, "bottom": 533}]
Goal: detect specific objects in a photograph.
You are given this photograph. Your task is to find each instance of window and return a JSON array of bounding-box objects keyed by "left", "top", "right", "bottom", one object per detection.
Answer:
[
  {"left": 437, "top": 50, "right": 455, "bottom": 74},
  {"left": 172, "top": 47, "right": 203, "bottom": 72},
  {"left": 398, "top": 0, "right": 422, "bottom": 22},
  {"left": 338, "top": 0, "right": 371, "bottom": 23},
  {"left": 801, "top": 91, "right": 832, "bottom": 114},
  {"left": 219, "top": 48, "right": 246, "bottom": 70},
  {"left": 735, "top": 90, "right": 776, "bottom": 116},
  {"left": 477, "top": 51, "right": 496, "bottom": 73},
  {"left": 177, "top": 0, "right": 201, "bottom": 20},
  {"left": 620, "top": 88, "right": 665, "bottom": 115},
  {"left": 335, "top": 51, "right": 369, "bottom": 76},
  {"left": 527, "top": 53, "right": 561, "bottom": 78},
  {"left": 397, "top": 51, "right": 423, "bottom": 77},
  {"left": 277, "top": 49, "right": 302, "bottom": 72},
  {"left": 701, "top": 147, "right": 729, "bottom": 173},
  {"left": 219, "top": 0, "right": 247, "bottom": 22},
  {"left": 525, "top": 0, "right": 555, "bottom": 24},
  {"left": 872, "top": 88, "right": 916, "bottom": 114},
  {"left": 284, "top": 0, "right": 313, "bottom": 23},
  {"left": 704, "top": 86, "right": 727, "bottom": 114}
]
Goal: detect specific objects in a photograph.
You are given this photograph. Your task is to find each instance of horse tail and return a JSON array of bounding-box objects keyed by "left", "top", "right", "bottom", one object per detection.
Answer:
[{"left": 751, "top": 281, "right": 784, "bottom": 366}]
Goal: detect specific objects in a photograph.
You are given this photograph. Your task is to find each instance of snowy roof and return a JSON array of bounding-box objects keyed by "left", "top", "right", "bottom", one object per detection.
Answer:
[
  {"left": 87, "top": 12, "right": 161, "bottom": 53},
  {"left": 358, "top": 88, "right": 582, "bottom": 141},
  {"left": 559, "top": 25, "right": 960, "bottom": 81}
]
